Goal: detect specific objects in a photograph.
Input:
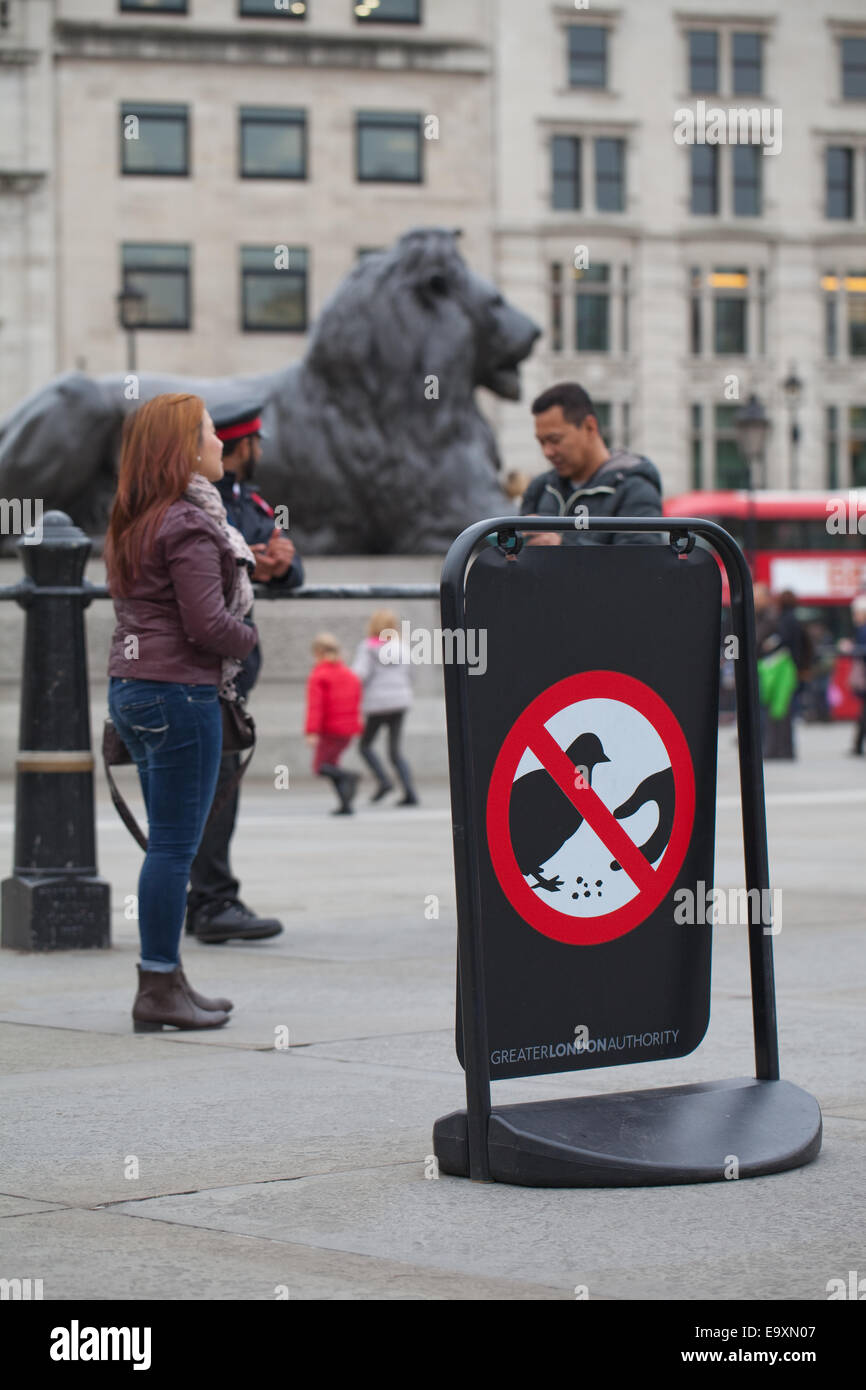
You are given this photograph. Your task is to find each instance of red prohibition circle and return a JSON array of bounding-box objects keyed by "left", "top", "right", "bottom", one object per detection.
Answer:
[{"left": 486, "top": 671, "right": 695, "bottom": 946}]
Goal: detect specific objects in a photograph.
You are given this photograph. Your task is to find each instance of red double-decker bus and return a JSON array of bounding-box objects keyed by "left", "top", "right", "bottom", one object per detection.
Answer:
[{"left": 664, "top": 489, "right": 866, "bottom": 720}]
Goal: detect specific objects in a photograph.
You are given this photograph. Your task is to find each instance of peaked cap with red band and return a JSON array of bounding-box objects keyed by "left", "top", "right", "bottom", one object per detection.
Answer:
[{"left": 211, "top": 398, "right": 267, "bottom": 443}]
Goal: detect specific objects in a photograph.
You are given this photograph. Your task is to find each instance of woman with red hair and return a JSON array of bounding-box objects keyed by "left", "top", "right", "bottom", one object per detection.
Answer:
[{"left": 105, "top": 393, "right": 258, "bottom": 1031}]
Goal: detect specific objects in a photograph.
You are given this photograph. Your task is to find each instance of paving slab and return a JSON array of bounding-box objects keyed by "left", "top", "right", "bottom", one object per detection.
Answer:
[
  {"left": 2, "top": 1207, "right": 568, "bottom": 1301},
  {"left": 105, "top": 1118, "right": 861, "bottom": 1302},
  {"left": 0, "top": 721, "right": 862, "bottom": 1300}
]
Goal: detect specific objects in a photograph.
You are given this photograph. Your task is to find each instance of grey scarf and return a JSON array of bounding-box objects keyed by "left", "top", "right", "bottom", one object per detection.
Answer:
[{"left": 183, "top": 471, "right": 256, "bottom": 701}]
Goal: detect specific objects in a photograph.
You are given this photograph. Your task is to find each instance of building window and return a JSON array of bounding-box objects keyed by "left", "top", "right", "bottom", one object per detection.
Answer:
[
  {"left": 826, "top": 405, "right": 839, "bottom": 488},
  {"left": 575, "top": 264, "right": 610, "bottom": 352},
  {"left": 239, "top": 0, "right": 307, "bottom": 16},
  {"left": 356, "top": 112, "right": 422, "bottom": 182},
  {"left": 357, "top": 247, "right": 385, "bottom": 261},
  {"left": 732, "top": 32, "right": 763, "bottom": 93},
  {"left": 241, "top": 246, "right": 308, "bottom": 332},
  {"left": 595, "top": 138, "right": 625, "bottom": 212},
  {"left": 691, "top": 404, "right": 703, "bottom": 489},
  {"left": 690, "top": 145, "right": 718, "bottom": 214},
  {"left": 841, "top": 37, "right": 866, "bottom": 100},
  {"left": 355, "top": 0, "right": 421, "bottom": 21},
  {"left": 568, "top": 26, "right": 607, "bottom": 88},
  {"left": 715, "top": 404, "right": 748, "bottom": 487},
  {"left": 550, "top": 263, "right": 628, "bottom": 353},
  {"left": 757, "top": 268, "right": 767, "bottom": 355},
  {"left": 851, "top": 408, "right": 866, "bottom": 485},
  {"left": 120, "top": 1, "right": 188, "bottom": 11},
  {"left": 691, "top": 268, "right": 758, "bottom": 357},
  {"left": 592, "top": 401, "right": 611, "bottom": 437},
  {"left": 713, "top": 270, "right": 748, "bottom": 355},
  {"left": 824, "top": 272, "right": 839, "bottom": 357},
  {"left": 849, "top": 271, "right": 866, "bottom": 356},
  {"left": 120, "top": 104, "right": 188, "bottom": 176},
  {"left": 732, "top": 144, "right": 761, "bottom": 216},
  {"left": 240, "top": 108, "right": 306, "bottom": 178},
  {"left": 621, "top": 265, "right": 629, "bottom": 352},
  {"left": 690, "top": 268, "right": 702, "bottom": 354},
  {"left": 552, "top": 136, "right": 581, "bottom": 210},
  {"left": 121, "top": 244, "right": 190, "bottom": 329},
  {"left": 550, "top": 262, "right": 564, "bottom": 352},
  {"left": 688, "top": 30, "right": 718, "bottom": 93},
  {"left": 826, "top": 147, "right": 854, "bottom": 219},
  {"left": 715, "top": 297, "right": 746, "bottom": 355},
  {"left": 822, "top": 271, "right": 866, "bottom": 357}
]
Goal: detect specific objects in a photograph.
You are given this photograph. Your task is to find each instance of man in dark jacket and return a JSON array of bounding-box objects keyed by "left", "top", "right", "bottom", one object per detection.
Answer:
[
  {"left": 521, "top": 383, "right": 663, "bottom": 544},
  {"left": 186, "top": 399, "right": 304, "bottom": 944}
]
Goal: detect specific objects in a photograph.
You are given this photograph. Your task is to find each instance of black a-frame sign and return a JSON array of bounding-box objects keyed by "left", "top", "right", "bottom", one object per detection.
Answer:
[{"left": 433, "top": 517, "right": 822, "bottom": 1186}]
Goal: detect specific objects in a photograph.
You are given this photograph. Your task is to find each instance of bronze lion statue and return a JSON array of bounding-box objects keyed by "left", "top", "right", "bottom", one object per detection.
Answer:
[{"left": 0, "top": 228, "right": 539, "bottom": 553}]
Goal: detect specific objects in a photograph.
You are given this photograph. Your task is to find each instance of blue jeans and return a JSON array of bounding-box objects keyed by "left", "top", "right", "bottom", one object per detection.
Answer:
[{"left": 108, "top": 678, "right": 223, "bottom": 969}]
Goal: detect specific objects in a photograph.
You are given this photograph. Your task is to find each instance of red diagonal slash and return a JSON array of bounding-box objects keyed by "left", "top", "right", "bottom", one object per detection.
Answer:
[{"left": 528, "top": 725, "right": 659, "bottom": 895}]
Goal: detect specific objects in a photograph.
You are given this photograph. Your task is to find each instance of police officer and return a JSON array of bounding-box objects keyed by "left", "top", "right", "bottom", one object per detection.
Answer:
[{"left": 185, "top": 399, "right": 304, "bottom": 943}]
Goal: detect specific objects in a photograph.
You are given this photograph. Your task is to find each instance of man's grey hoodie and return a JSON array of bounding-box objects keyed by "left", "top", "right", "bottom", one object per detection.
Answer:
[{"left": 520, "top": 449, "right": 663, "bottom": 544}]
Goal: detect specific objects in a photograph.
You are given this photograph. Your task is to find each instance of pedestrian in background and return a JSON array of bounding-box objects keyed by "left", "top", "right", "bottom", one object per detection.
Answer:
[
  {"left": 105, "top": 393, "right": 257, "bottom": 1031},
  {"left": 353, "top": 610, "right": 419, "bottom": 806},
  {"left": 305, "top": 634, "right": 362, "bottom": 815},
  {"left": 845, "top": 593, "right": 866, "bottom": 755},
  {"left": 759, "top": 590, "right": 807, "bottom": 760}
]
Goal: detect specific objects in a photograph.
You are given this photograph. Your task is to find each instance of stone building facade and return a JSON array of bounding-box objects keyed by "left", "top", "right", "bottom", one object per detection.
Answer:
[
  {"left": 2, "top": 0, "right": 866, "bottom": 494},
  {"left": 492, "top": 0, "right": 866, "bottom": 493}
]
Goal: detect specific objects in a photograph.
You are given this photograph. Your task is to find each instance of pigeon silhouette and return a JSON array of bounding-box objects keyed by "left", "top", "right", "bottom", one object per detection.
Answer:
[
  {"left": 609, "top": 767, "right": 676, "bottom": 871},
  {"left": 509, "top": 733, "right": 610, "bottom": 893}
]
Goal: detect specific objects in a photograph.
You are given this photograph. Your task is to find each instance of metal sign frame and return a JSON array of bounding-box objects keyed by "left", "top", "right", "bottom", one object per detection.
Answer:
[{"left": 436, "top": 516, "right": 821, "bottom": 1186}]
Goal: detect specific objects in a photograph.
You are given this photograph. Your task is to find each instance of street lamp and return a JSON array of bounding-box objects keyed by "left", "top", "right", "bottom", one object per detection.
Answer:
[
  {"left": 116, "top": 283, "right": 146, "bottom": 374},
  {"left": 782, "top": 366, "right": 804, "bottom": 491},
  {"left": 735, "top": 393, "right": 770, "bottom": 571}
]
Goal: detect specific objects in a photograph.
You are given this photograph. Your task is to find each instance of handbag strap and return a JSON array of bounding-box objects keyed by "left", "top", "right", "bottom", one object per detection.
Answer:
[
  {"left": 104, "top": 760, "right": 149, "bottom": 852},
  {"left": 103, "top": 743, "right": 256, "bottom": 852}
]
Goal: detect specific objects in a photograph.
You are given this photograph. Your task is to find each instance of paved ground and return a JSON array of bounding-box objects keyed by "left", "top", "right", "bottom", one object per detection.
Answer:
[{"left": 0, "top": 720, "right": 863, "bottom": 1300}]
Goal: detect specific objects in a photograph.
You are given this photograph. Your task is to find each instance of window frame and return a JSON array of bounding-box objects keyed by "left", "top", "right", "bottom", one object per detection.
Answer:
[
  {"left": 354, "top": 0, "right": 422, "bottom": 24},
  {"left": 237, "top": 0, "right": 308, "bottom": 19},
  {"left": 120, "top": 103, "right": 190, "bottom": 178},
  {"left": 731, "top": 31, "right": 763, "bottom": 95},
  {"left": 687, "top": 29, "right": 719, "bottom": 94},
  {"left": 120, "top": 243, "right": 192, "bottom": 331},
  {"left": 355, "top": 111, "right": 423, "bottom": 184},
  {"left": 840, "top": 35, "right": 866, "bottom": 101},
  {"left": 567, "top": 24, "right": 608, "bottom": 90},
  {"left": 239, "top": 106, "right": 308, "bottom": 180},
  {"left": 120, "top": 0, "right": 188, "bottom": 12},
  {"left": 595, "top": 136, "right": 625, "bottom": 213},
  {"left": 732, "top": 143, "right": 762, "bottom": 217},
  {"left": 825, "top": 145, "right": 855, "bottom": 220},
  {"left": 689, "top": 265, "right": 765, "bottom": 361},
  {"left": 690, "top": 144, "right": 719, "bottom": 215},
  {"left": 551, "top": 135, "right": 582, "bottom": 211},
  {"left": 240, "top": 245, "right": 309, "bottom": 334}
]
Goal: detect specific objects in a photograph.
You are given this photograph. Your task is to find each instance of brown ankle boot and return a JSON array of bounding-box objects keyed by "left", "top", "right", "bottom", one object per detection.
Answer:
[
  {"left": 178, "top": 964, "right": 233, "bottom": 1013},
  {"left": 132, "top": 966, "right": 229, "bottom": 1032}
]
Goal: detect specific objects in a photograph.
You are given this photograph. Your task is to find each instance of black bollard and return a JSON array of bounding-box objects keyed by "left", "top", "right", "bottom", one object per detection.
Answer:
[{"left": 1, "top": 512, "right": 110, "bottom": 949}]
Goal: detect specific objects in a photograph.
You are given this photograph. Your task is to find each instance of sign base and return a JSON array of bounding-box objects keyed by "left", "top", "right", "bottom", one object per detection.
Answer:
[{"left": 434, "top": 1078, "right": 821, "bottom": 1187}]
